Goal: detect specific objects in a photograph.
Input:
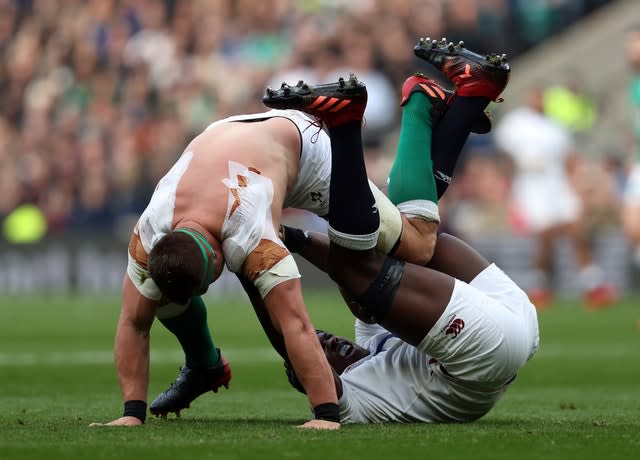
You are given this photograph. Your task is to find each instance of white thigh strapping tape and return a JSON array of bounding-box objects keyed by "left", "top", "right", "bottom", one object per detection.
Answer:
[{"left": 397, "top": 199, "right": 440, "bottom": 224}]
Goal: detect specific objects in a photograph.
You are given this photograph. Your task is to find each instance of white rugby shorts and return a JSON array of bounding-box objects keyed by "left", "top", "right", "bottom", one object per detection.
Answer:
[{"left": 419, "top": 264, "right": 539, "bottom": 389}]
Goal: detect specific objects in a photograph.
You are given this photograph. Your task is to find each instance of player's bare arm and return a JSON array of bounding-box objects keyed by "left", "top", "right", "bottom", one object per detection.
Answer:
[
  {"left": 90, "top": 274, "right": 157, "bottom": 427},
  {"left": 242, "top": 280, "right": 341, "bottom": 429},
  {"left": 239, "top": 275, "right": 288, "bottom": 359},
  {"left": 261, "top": 279, "right": 340, "bottom": 429}
]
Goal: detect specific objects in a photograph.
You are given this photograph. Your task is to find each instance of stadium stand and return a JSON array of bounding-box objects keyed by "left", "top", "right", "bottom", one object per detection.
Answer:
[{"left": 0, "top": 0, "right": 633, "bottom": 296}]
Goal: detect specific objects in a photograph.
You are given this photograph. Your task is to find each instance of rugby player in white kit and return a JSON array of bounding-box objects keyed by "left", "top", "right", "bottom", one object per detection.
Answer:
[
  {"left": 265, "top": 40, "right": 538, "bottom": 424},
  {"left": 283, "top": 232, "right": 539, "bottom": 423}
]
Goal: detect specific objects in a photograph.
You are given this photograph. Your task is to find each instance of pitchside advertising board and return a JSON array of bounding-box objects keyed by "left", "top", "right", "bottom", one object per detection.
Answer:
[
  {"left": 0, "top": 233, "right": 633, "bottom": 295},
  {"left": 0, "top": 237, "right": 329, "bottom": 295}
]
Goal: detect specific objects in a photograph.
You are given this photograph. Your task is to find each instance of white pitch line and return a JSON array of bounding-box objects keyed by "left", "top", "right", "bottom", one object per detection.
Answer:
[
  {"left": 0, "top": 347, "right": 281, "bottom": 366},
  {"left": 0, "top": 343, "right": 635, "bottom": 367}
]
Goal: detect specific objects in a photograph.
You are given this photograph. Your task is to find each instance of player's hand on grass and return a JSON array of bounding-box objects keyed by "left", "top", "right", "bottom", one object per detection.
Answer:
[
  {"left": 89, "top": 416, "right": 143, "bottom": 427},
  {"left": 297, "top": 419, "right": 340, "bottom": 430}
]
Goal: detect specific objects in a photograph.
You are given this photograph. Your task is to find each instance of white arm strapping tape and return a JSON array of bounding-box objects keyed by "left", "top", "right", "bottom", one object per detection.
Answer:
[
  {"left": 221, "top": 161, "right": 279, "bottom": 273},
  {"left": 126, "top": 253, "right": 162, "bottom": 301},
  {"left": 253, "top": 254, "right": 301, "bottom": 298}
]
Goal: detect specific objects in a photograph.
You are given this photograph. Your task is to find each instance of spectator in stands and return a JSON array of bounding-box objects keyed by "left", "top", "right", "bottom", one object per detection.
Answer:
[
  {"left": 622, "top": 25, "right": 640, "bottom": 270},
  {"left": 0, "top": 0, "right": 613, "bottom": 242},
  {"left": 494, "top": 83, "right": 617, "bottom": 309}
]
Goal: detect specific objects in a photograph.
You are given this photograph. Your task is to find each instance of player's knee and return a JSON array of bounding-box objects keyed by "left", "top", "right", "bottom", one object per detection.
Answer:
[
  {"left": 326, "top": 248, "right": 382, "bottom": 303},
  {"left": 408, "top": 232, "right": 437, "bottom": 266}
]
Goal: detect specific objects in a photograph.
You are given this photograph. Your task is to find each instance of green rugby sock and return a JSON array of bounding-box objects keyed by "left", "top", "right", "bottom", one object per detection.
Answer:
[
  {"left": 387, "top": 93, "right": 438, "bottom": 206},
  {"left": 158, "top": 296, "right": 220, "bottom": 369}
]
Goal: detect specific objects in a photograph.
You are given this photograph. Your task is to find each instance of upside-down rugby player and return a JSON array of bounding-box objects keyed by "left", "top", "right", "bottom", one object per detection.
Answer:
[
  {"left": 284, "top": 232, "right": 539, "bottom": 424},
  {"left": 263, "top": 40, "right": 537, "bottom": 425}
]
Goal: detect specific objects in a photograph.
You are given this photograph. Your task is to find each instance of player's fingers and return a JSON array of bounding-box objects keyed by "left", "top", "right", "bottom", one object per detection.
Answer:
[
  {"left": 297, "top": 420, "right": 340, "bottom": 430},
  {"left": 89, "top": 416, "right": 143, "bottom": 427}
]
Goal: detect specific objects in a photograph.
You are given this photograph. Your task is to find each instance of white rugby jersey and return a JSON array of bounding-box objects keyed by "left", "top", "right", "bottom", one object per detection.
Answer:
[
  {"left": 338, "top": 265, "right": 539, "bottom": 424},
  {"left": 338, "top": 330, "right": 507, "bottom": 424},
  {"left": 130, "top": 109, "right": 404, "bottom": 297},
  {"left": 139, "top": 109, "right": 333, "bottom": 252},
  {"left": 130, "top": 110, "right": 333, "bottom": 298}
]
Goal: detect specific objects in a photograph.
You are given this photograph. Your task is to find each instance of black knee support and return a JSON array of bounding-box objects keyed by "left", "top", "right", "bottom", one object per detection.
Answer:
[{"left": 355, "top": 256, "right": 405, "bottom": 322}]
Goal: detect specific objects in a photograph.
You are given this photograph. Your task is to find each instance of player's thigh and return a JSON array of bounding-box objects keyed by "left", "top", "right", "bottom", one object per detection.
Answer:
[
  {"left": 419, "top": 280, "right": 535, "bottom": 386},
  {"left": 380, "top": 262, "right": 455, "bottom": 346},
  {"left": 330, "top": 249, "right": 456, "bottom": 346}
]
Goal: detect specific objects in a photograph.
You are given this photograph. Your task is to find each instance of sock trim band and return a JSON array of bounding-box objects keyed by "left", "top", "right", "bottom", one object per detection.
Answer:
[{"left": 328, "top": 226, "right": 379, "bottom": 250}]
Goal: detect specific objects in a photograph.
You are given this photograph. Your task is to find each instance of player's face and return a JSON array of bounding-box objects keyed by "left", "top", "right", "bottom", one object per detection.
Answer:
[{"left": 316, "top": 331, "right": 370, "bottom": 374}]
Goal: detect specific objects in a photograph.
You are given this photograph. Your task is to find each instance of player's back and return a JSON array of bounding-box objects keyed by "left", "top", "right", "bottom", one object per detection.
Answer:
[
  {"left": 173, "top": 116, "right": 303, "bottom": 236},
  {"left": 134, "top": 114, "right": 302, "bottom": 259}
]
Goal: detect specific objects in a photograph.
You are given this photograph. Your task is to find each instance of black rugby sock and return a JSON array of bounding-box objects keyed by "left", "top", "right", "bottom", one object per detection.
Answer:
[
  {"left": 432, "top": 96, "right": 490, "bottom": 197},
  {"left": 327, "top": 121, "right": 379, "bottom": 236}
]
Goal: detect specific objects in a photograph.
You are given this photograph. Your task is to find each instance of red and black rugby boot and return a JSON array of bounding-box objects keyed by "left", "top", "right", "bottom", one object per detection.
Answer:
[
  {"left": 263, "top": 74, "right": 367, "bottom": 128},
  {"left": 413, "top": 37, "right": 510, "bottom": 102}
]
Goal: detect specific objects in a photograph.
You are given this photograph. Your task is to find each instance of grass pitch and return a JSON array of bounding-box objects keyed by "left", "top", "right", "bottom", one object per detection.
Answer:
[{"left": 0, "top": 292, "right": 638, "bottom": 460}]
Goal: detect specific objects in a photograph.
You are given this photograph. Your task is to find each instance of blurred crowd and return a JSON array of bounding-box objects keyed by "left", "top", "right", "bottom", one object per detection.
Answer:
[{"left": 0, "top": 0, "right": 619, "bottom": 243}]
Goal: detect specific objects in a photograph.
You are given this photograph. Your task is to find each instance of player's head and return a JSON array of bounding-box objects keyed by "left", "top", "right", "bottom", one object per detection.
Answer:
[
  {"left": 285, "top": 330, "right": 370, "bottom": 394},
  {"left": 148, "top": 228, "right": 220, "bottom": 304},
  {"left": 316, "top": 330, "right": 370, "bottom": 374}
]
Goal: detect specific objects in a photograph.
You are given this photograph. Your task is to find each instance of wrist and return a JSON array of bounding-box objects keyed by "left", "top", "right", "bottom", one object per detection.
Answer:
[
  {"left": 281, "top": 226, "right": 312, "bottom": 253},
  {"left": 313, "top": 402, "right": 340, "bottom": 423},
  {"left": 123, "top": 400, "right": 147, "bottom": 423}
]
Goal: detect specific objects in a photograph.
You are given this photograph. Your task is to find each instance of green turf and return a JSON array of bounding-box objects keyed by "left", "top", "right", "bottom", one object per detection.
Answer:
[{"left": 0, "top": 292, "right": 638, "bottom": 460}]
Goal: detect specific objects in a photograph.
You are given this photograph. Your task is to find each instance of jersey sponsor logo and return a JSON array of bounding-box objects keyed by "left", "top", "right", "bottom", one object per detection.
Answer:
[
  {"left": 442, "top": 314, "right": 465, "bottom": 338},
  {"left": 310, "top": 191, "right": 328, "bottom": 208},
  {"left": 435, "top": 170, "right": 452, "bottom": 184}
]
